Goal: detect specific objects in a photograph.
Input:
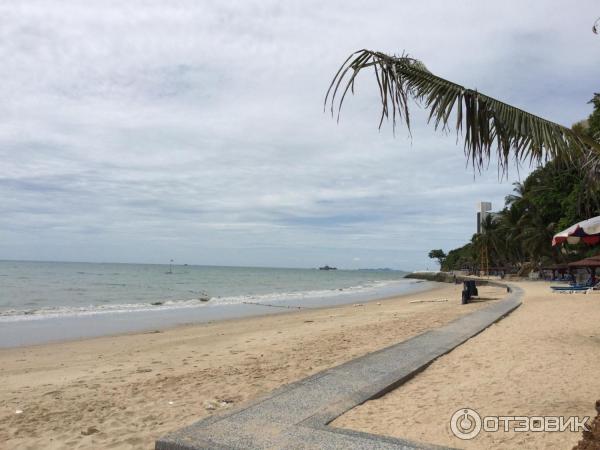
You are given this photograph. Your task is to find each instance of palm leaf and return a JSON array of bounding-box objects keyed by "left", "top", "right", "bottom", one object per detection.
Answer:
[{"left": 325, "top": 49, "right": 600, "bottom": 173}]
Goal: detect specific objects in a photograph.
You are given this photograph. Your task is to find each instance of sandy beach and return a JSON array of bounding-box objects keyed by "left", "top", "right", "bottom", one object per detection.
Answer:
[
  {"left": 3, "top": 3, "right": 598, "bottom": 449},
  {"left": 333, "top": 280, "right": 600, "bottom": 449},
  {"left": 0, "top": 282, "right": 502, "bottom": 449}
]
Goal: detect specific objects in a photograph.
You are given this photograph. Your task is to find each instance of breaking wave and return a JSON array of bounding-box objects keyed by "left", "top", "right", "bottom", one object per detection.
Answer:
[{"left": 0, "top": 279, "right": 410, "bottom": 322}]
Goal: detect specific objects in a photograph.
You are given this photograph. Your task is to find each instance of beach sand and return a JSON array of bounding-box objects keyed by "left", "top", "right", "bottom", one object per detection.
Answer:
[
  {"left": 332, "top": 280, "right": 600, "bottom": 449},
  {"left": 0, "top": 282, "right": 501, "bottom": 450}
]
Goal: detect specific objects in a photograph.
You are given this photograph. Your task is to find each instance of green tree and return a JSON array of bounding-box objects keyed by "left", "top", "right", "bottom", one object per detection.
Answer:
[
  {"left": 327, "top": 50, "right": 599, "bottom": 173},
  {"left": 428, "top": 249, "right": 447, "bottom": 267},
  {"left": 443, "top": 93, "right": 600, "bottom": 273},
  {"left": 443, "top": 156, "right": 600, "bottom": 272},
  {"left": 586, "top": 93, "right": 600, "bottom": 141},
  {"left": 441, "top": 243, "right": 475, "bottom": 272}
]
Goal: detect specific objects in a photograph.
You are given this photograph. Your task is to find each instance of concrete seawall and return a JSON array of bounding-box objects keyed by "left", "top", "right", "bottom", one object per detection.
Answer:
[
  {"left": 405, "top": 271, "right": 504, "bottom": 286},
  {"left": 156, "top": 281, "right": 522, "bottom": 450}
]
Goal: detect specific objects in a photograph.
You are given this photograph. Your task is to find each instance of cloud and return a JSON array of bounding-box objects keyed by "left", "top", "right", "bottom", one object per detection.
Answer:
[{"left": 0, "top": 0, "right": 598, "bottom": 269}]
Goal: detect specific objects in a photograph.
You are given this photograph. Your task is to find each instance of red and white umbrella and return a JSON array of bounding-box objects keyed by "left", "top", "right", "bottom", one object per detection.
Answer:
[{"left": 552, "top": 215, "right": 600, "bottom": 246}]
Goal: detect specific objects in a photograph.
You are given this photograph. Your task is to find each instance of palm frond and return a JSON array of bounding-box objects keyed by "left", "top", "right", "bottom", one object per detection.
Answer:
[{"left": 325, "top": 49, "right": 599, "bottom": 172}]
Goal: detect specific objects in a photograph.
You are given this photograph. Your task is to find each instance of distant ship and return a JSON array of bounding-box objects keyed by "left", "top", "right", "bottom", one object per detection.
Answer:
[{"left": 319, "top": 265, "right": 337, "bottom": 271}]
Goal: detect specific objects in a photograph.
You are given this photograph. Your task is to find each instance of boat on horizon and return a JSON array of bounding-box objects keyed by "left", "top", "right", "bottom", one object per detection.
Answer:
[{"left": 319, "top": 265, "right": 337, "bottom": 271}]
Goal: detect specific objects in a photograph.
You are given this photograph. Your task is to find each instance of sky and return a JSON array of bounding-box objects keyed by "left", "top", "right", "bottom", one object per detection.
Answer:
[{"left": 1, "top": 1, "right": 599, "bottom": 270}]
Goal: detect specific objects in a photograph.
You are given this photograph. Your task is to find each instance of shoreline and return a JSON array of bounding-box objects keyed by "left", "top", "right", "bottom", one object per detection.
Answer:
[
  {"left": 2, "top": 280, "right": 439, "bottom": 352},
  {"left": 0, "top": 278, "right": 433, "bottom": 349},
  {"left": 0, "top": 281, "right": 500, "bottom": 449}
]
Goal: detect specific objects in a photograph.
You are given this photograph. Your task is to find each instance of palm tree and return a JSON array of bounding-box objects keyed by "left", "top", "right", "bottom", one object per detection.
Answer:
[
  {"left": 497, "top": 208, "right": 525, "bottom": 265},
  {"left": 476, "top": 215, "right": 500, "bottom": 261},
  {"left": 517, "top": 210, "right": 555, "bottom": 266},
  {"left": 326, "top": 50, "right": 600, "bottom": 173},
  {"left": 504, "top": 182, "right": 525, "bottom": 208}
]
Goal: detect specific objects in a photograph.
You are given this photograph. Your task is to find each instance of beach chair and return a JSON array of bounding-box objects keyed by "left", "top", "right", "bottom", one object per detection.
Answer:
[
  {"left": 550, "top": 280, "right": 600, "bottom": 293},
  {"left": 550, "top": 285, "right": 590, "bottom": 293}
]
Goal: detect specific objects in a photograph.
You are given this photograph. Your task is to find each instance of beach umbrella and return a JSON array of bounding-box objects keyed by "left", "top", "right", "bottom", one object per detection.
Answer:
[{"left": 552, "top": 216, "right": 600, "bottom": 246}]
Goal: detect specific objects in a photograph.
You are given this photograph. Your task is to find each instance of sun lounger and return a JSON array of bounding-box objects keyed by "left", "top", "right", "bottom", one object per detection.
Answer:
[
  {"left": 550, "top": 281, "right": 600, "bottom": 293},
  {"left": 551, "top": 285, "right": 590, "bottom": 292}
]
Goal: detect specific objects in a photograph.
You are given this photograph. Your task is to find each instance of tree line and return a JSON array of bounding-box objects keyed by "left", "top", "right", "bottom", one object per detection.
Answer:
[{"left": 434, "top": 94, "right": 600, "bottom": 273}]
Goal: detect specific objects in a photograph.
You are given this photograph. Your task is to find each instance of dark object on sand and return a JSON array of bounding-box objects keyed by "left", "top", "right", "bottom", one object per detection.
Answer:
[
  {"left": 461, "top": 289, "right": 468, "bottom": 304},
  {"left": 572, "top": 400, "right": 600, "bottom": 450},
  {"left": 319, "top": 265, "right": 337, "bottom": 270},
  {"left": 461, "top": 280, "right": 478, "bottom": 304},
  {"left": 81, "top": 426, "right": 100, "bottom": 436}
]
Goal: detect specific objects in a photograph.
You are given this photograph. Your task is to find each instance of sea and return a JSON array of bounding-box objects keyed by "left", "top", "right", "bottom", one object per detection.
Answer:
[{"left": 0, "top": 261, "right": 431, "bottom": 347}]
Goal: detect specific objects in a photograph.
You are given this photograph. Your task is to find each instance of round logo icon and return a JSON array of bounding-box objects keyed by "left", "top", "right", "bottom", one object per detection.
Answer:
[{"left": 450, "top": 408, "right": 482, "bottom": 440}]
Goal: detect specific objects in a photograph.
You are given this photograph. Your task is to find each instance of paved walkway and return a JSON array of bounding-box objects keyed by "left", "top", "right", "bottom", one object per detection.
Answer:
[{"left": 156, "top": 285, "right": 522, "bottom": 450}]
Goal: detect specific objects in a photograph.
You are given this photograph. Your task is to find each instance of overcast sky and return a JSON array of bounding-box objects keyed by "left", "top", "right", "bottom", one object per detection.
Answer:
[{"left": 1, "top": 1, "right": 598, "bottom": 270}]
